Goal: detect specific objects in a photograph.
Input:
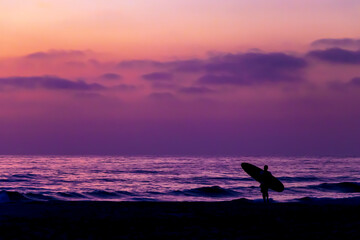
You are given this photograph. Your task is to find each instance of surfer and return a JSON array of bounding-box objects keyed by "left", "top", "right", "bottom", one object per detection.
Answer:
[
  {"left": 260, "top": 165, "right": 271, "bottom": 203},
  {"left": 241, "top": 162, "right": 284, "bottom": 202}
]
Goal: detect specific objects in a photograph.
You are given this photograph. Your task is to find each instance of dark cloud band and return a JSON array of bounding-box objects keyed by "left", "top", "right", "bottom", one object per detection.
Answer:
[
  {"left": 311, "top": 38, "right": 360, "bottom": 49},
  {"left": 0, "top": 76, "right": 105, "bottom": 91},
  {"left": 308, "top": 48, "right": 360, "bottom": 64}
]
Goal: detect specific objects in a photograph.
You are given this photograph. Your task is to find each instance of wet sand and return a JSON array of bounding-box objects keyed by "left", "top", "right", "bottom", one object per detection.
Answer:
[{"left": 0, "top": 199, "right": 359, "bottom": 239}]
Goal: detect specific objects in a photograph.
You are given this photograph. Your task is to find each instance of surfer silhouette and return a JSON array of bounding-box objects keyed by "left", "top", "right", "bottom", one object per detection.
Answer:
[
  {"left": 260, "top": 165, "right": 271, "bottom": 203},
  {"left": 241, "top": 162, "right": 284, "bottom": 203}
]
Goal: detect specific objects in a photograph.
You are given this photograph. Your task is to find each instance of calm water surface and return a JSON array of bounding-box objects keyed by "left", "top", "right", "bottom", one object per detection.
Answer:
[{"left": 0, "top": 156, "right": 359, "bottom": 202}]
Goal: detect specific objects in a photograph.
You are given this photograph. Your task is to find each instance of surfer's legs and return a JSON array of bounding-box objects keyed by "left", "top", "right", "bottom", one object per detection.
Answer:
[
  {"left": 262, "top": 192, "right": 266, "bottom": 203},
  {"left": 266, "top": 192, "right": 269, "bottom": 203},
  {"left": 262, "top": 191, "right": 269, "bottom": 203}
]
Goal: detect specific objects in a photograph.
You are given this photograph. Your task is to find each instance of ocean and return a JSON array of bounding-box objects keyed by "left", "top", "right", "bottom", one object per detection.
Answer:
[{"left": 0, "top": 156, "right": 359, "bottom": 203}]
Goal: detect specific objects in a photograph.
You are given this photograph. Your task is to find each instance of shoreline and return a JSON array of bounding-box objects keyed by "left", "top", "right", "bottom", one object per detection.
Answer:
[
  {"left": 2, "top": 189, "right": 360, "bottom": 204},
  {"left": 0, "top": 200, "right": 359, "bottom": 239}
]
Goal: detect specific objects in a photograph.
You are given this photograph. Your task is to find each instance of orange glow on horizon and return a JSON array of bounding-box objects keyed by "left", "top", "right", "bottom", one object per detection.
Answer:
[{"left": 1, "top": 0, "right": 359, "bottom": 58}]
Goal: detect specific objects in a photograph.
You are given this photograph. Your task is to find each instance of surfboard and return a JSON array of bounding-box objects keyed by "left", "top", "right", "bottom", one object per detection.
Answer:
[{"left": 241, "top": 163, "right": 284, "bottom": 192}]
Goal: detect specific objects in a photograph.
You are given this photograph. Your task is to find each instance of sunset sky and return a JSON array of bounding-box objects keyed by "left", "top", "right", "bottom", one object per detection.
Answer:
[{"left": 0, "top": 0, "right": 359, "bottom": 155}]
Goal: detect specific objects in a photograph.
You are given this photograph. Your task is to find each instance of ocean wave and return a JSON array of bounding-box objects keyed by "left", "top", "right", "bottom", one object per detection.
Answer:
[
  {"left": 116, "top": 190, "right": 136, "bottom": 196},
  {"left": 278, "top": 176, "right": 323, "bottom": 182},
  {"left": 11, "top": 173, "right": 38, "bottom": 179},
  {"left": 84, "top": 190, "right": 136, "bottom": 198},
  {"left": 0, "top": 191, "right": 30, "bottom": 202},
  {"left": 129, "top": 197, "right": 159, "bottom": 201},
  {"left": 191, "top": 176, "right": 252, "bottom": 182},
  {"left": 94, "top": 178, "right": 126, "bottom": 183},
  {"left": 174, "top": 186, "right": 239, "bottom": 197},
  {"left": 25, "top": 193, "right": 57, "bottom": 201},
  {"left": 130, "top": 170, "right": 159, "bottom": 174},
  {"left": 0, "top": 190, "right": 139, "bottom": 203},
  {"left": 0, "top": 173, "right": 40, "bottom": 182},
  {"left": 314, "top": 182, "right": 360, "bottom": 193},
  {"left": 297, "top": 196, "right": 360, "bottom": 205},
  {"left": 0, "top": 178, "right": 29, "bottom": 182},
  {"left": 56, "top": 192, "right": 87, "bottom": 199},
  {"left": 0, "top": 191, "right": 64, "bottom": 202},
  {"left": 85, "top": 190, "right": 123, "bottom": 198}
]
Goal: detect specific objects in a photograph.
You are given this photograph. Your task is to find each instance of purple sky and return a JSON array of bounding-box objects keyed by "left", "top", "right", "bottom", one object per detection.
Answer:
[
  {"left": 1, "top": 43, "right": 360, "bottom": 156},
  {"left": 1, "top": 1, "right": 359, "bottom": 156}
]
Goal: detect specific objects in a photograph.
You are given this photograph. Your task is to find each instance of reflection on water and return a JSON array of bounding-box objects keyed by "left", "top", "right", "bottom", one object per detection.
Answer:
[{"left": 0, "top": 156, "right": 359, "bottom": 202}]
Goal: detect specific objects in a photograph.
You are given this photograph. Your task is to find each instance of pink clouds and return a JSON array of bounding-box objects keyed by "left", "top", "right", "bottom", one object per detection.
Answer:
[
  {"left": 25, "top": 50, "right": 87, "bottom": 60},
  {"left": 308, "top": 48, "right": 360, "bottom": 64},
  {"left": 311, "top": 38, "right": 360, "bottom": 50},
  {"left": 99, "top": 73, "right": 123, "bottom": 81},
  {"left": 142, "top": 72, "right": 173, "bottom": 81},
  {"left": 0, "top": 40, "right": 359, "bottom": 155},
  {"left": 0, "top": 76, "right": 105, "bottom": 91}
]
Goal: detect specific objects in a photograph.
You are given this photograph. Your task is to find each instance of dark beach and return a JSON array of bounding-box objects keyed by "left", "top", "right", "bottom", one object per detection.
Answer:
[{"left": 0, "top": 199, "right": 359, "bottom": 239}]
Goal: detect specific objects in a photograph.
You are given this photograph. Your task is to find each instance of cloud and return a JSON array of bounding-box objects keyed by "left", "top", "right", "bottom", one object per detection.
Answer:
[
  {"left": 117, "top": 59, "right": 204, "bottom": 73},
  {"left": 120, "top": 52, "right": 307, "bottom": 87},
  {"left": 73, "top": 92, "right": 105, "bottom": 99},
  {"left": 151, "top": 82, "right": 178, "bottom": 89},
  {"left": 197, "top": 52, "right": 306, "bottom": 85},
  {"left": 142, "top": 72, "right": 173, "bottom": 81},
  {"left": 25, "top": 50, "right": 86, "bottom": 60},
  {"left": 164, "top": 59, "right": 204, "bottom": 72},
  {"left": 0, "top": 76, "right": 105, "bottom": 91},
  {"left": 178, "top": 86, "right": 213, "bottom": 94},
  {"left": 64, "top": 61, "right": 87, "bottom": 68},
  {"left": 118, "top": 60, "right": 164, "bottom": 68},
  {"left": 311, "top": 38, "right": 360, "bottom": 49},
  {"left": 1, "top": 47, "right": 360, "bottom": 156},
  {"left": 307, "top": 48, "right": 360, "bottom": 64},
  {"left": 327, "top": 77, "right": 360, "bottom": 91},
  {"left": 198, "top": 75, "right": 243, "bottom": 85},
  {"left": 148, "top": 92, "right": 176, "bottom": 100},
  {"left": 113, "top": 84, "right": 137, "bottom": 91},
  {"left": 350, "top": 77, "right": 360, "bottom": 86},
  {"left": 100, "top": 73, "right": 123, "bottom": 81},
  {"left": 205, "top": 52, "right": 307, "bottom": 75}
]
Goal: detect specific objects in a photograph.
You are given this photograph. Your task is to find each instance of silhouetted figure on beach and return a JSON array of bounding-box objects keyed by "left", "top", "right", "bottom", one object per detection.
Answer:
[
  {"left": 260, "top": 165, "right": 271, "bottom": 203},
  {"left": 241, "top": 162, "right": 284, "bottom": 203}
]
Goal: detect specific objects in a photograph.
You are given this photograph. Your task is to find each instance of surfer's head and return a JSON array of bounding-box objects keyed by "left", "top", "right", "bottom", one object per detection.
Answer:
[{"left": 264, "top": 165, "right": 268, "bottom": 171}]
